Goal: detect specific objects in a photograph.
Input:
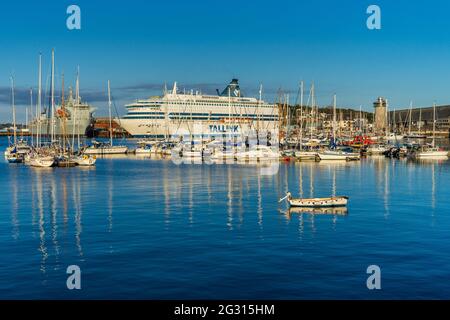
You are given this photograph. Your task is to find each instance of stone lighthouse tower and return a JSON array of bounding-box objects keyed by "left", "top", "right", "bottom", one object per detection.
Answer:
[{"left": 373, "top": 97, "right": 387, "bottom": 134}]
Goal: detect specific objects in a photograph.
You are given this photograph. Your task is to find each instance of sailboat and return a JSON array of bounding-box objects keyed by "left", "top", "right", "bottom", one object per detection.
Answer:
[
  {"left": 5, "top": 76, "right": 27, "bottom": 163},
  {"left": 28, "top": 52, "right": 56, "bottom": 168},
  {"left": 29, "top": 154, "right": 55, "bottom": 167},
  {"left": 295, "top": 82, "right": 317, "bottom": 160},
  {"left": 385, "top": 105, "right": 404, "bottom": 141},
  {"left": 405, "top": 104, "right": 427, "bottom": 139},
  {"left": 317, "top": 95, "right": 360, "bottom": 161},
  {"left": 84, "top": 80, "right": 128, "bottom": 155},
  {"left": 414, "top": 102, "right": 448, "bottom": 158}
]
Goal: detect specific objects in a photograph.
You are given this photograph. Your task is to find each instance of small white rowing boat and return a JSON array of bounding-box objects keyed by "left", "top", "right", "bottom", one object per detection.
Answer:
[{"left": 279, "top": 192, "right": 349, "bottom": 208}]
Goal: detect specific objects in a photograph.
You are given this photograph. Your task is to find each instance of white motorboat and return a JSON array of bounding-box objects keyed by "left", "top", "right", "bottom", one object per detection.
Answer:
[
  {"left": 280, "top": 192, "right": 349, "bottom": 208},
  {"left": 6, "top": 151, "right": 23, "bottom": 164},
  {"left": 366, "top": 144, "right": 388, "bottom": 155},
  {"left": 74, "top": 154, "right": 97, "bottom": 166},
  {"left": 135, "top": 144, "right": 153, "bottom": 154}
]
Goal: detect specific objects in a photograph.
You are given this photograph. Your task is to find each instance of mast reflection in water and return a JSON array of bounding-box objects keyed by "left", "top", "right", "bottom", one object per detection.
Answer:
[{"left": 1, "top": 138, "right": 450, "bottom": 299}]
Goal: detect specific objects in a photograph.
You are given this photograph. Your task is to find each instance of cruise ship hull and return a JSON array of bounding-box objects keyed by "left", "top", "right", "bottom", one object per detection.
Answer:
[
  {"left": 118, "top": 79, "right": 279, "bottom": 141},
  {"left": 117, "top": 118, "right": 278, "bottom": 139}
]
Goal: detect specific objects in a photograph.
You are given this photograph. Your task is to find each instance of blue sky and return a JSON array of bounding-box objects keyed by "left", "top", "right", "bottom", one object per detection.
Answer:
[{"left": 1, "top": 0, "right": 450, "bottom": 122}]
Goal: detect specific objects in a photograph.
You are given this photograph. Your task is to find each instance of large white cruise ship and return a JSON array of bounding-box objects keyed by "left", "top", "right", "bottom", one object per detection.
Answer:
[{"left": 117, "top": 79, "right": 279, "bottom": 141}]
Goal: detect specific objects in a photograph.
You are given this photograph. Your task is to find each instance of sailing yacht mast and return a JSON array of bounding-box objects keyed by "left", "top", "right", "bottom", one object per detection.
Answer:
[
  {"left": 228, "top": 86, "right": 231, "bottom": 144},
  {"left": 51, "top": 49, "right": 55, "bottom": 143},
  {"left": 10, "top": 76, "right": 17, "bottom": 145},
  {"left": 286, "top": 94, "right": 290, "bottom": 146},
  {"left": 359, "top": 105, "right": 362, "bottom": 133},
  {"left": 37, "top": 53, "right": 42, "bottom": 147},
  {"left": 418, "top": 107, "right": 422, "bottom": 134},
  {"left": 108, "top": 80, "right": 114, "bottom": 146},
  {"left": 61, "top": 72, "right": 67, "bottom": 152},
  {"left": 299, "top": 81, "right": 303, "bottom": 150},
  {"left": 432, "top": 102, "right": 436, "bottom": 147},
  {"left": 310, "top": 84, "right": 314, "bottom": 139},
  {"left": 393, "top": 108, "right": 396, "bottom": 134},
  {"left": 29, "top": 89, "right": 33, "bottom": 146},
  {"left": 72, "top": 85, "right": 77, "bottom": 151},
  {"left": 76, "top": 68, "right": 81, "bottom": 149},
  {"left": 257, "top": 84, "right": 262, "bottom": 134},
  {"left": 408, "top": 101, "right": 412, "bottom": 136},
  {"left": 385, "top": 99, "right": 389, "bottom": 138},
  {"left": 332, "top": 94, "right": 337, "bottom": 147}
]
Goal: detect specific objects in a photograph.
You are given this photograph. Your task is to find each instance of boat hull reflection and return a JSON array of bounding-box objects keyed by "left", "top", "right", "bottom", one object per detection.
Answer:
[{"left": 287, "top": 206, "right": 348, "bottom": 216}]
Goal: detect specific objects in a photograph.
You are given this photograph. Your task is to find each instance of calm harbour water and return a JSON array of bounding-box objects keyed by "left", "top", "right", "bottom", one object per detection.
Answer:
[{"left": 1, "top": 137, "right": 450, "bottom": 299}]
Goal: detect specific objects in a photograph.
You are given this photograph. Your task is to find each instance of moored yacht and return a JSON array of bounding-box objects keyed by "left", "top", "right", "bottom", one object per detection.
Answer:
[{"left": 84, "top": 81, "right": 128, "bottom": 155}]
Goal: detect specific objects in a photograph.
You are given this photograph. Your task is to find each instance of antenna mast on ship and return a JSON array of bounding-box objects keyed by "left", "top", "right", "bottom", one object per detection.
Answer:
[{"left": 76, "top": 66, "right": 80, "bottom": 104}]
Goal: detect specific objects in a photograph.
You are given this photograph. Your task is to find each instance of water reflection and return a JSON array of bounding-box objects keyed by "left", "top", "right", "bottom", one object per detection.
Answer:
[
  {"left": 286, "top": 206, "right": 348, "bottom": 216},
  {"left": 10, "top": 168, "right": 19, "bottom": 240},
  {"left": 5, "top": 152, "right": 448, "bottom": 282},
  {"left": 7, "top": 166, "right": 92, "bottom": 276}
]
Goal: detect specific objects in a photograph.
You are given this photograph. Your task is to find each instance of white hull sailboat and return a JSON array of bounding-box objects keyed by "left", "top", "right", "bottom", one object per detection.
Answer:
[
  {"left": 316, "top": 95, "right": 360, "bottom": 162},
  {"left": 414, "top": 103, "right": 448, "bottom": 159},
  {"left": 74, "top": 154, "right": 97, "bottom": 166},
  {"left": 30, "top": 155, "right": 55, "bottom": 168},
  {"left": 84, "top": 144, "right": 128, "bottom": 155},
  {"left": 295, "top": 151, "right": 317, "bottom": 160},
  {"left": 84, "top": 81, "right": 128, "bottom": 155},
  {"left": 317, "top": 150, "right": 360, "bottom": 161},
  {"left": 416, "top": 148, "right": 448, "bottom": 159}
]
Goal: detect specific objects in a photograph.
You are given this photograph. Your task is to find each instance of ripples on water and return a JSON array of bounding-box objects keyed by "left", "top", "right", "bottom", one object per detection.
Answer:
[{"left": 1, "top": 139, "right": 450, "bottom": 299}]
